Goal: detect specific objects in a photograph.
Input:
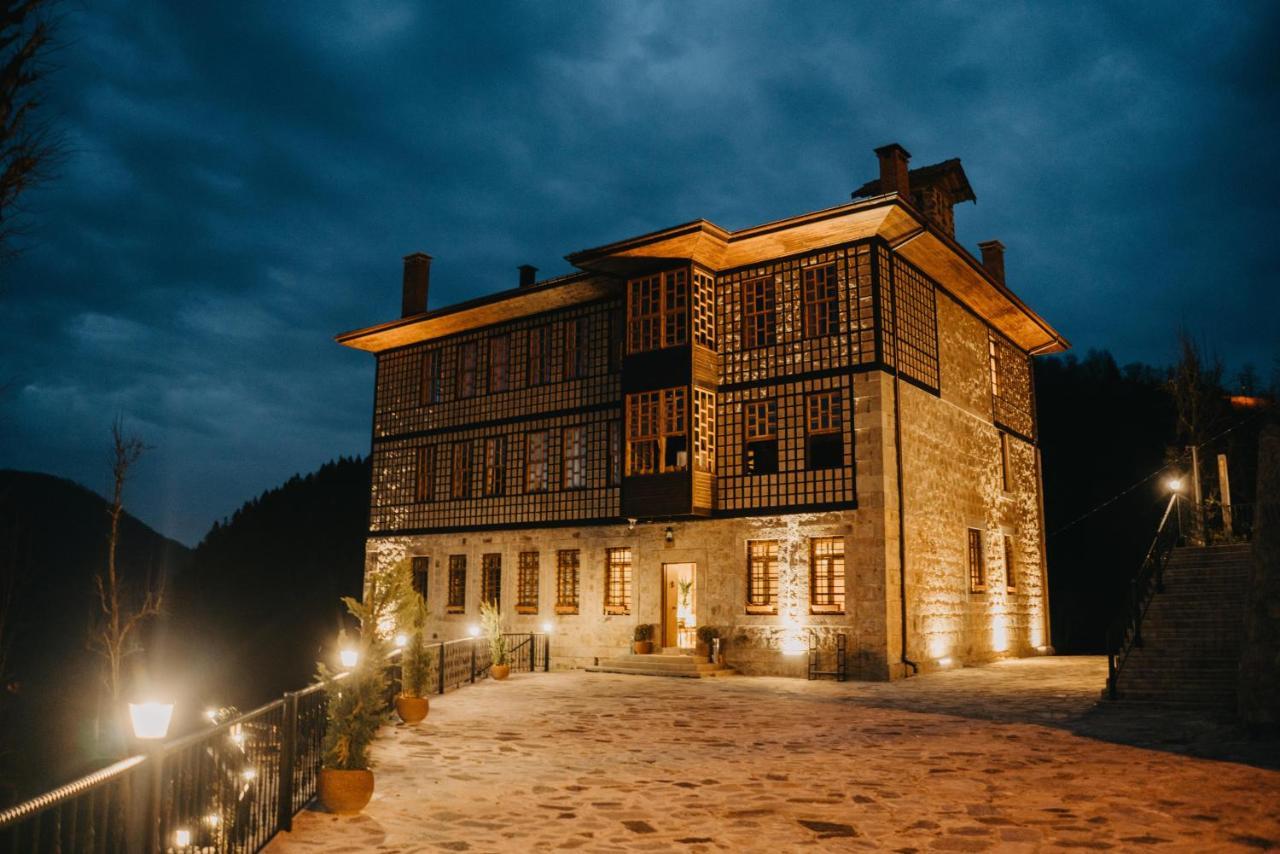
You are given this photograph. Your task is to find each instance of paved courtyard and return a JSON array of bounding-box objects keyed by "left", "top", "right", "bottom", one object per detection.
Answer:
[{"left": 267, "top": 657, "right": 1280, "bottom": 852}]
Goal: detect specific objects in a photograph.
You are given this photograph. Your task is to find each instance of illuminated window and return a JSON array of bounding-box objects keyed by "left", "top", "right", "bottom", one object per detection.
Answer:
[
  {"left": 814, "top": 537, "right": 844, "bottom": 612},
  {"left": 742, "top": 276, "right": 776, "bottom": 349},
  {"left": 525, "top": 430, "right": 550, "bottom": 493},
  {"left": 744, "top": 400, "right": 778, "bottom": 475},
  {"left": 563, "top": 425, "right": 586, "bottom": 489},
  {"left": 989, "top": 338, "right": 1000, "bottom": 399},
  {"left": 693, "top": 271, "right": 715, "bottom": 349},
  {"left": 457, "top": 341, "right": 478, "bottom": 398},
  {"left": 489, "top": 334, "right": 509, "bottom": 392},
  {"left": 627, "top": 269, "right": 687, "bottom": 353},
  {"left": 608, "top": 420, "right": 622, "bottom": 486},
  {"left": 516, "top": 552, "right": 539, "bottom": 613},
  {"left": 411, "top": 556, "right": 429, "bottom": 603},
  {"left": 626, "top": 388, "right": 687, "bottom": 475},
  {"left": 968, "top": 529, "right": 985, "bottom": 592},
  {"left": 604, "top": 548, "right": 632, "bottom": 614},
  {"left": 447, "top": 555, "right": 466, "bottom": 613},
  {"left": 1004, "top": 535, "right": 1016, "bottom": 591},
  {"left": 556, "top": 549, "right": 579, "bottom": 614},
  {"left": 746, "top": 540, "right": 778, "bottom": 614},
  {"left": 415, "top": 446, "right": 434, "bottom": 502},
  {"left": 419, "top": 350, "right": 441, "bottom": 404},
  {"left": 802, "top": 263, "right": 839, "bottom": 338},
  {"left": 563, "top": 316, "right": 588, "bottom": 380},
  {"left": 693, "top": 389, "right": 716, "bottom": 474},
  {"left": 805, "top": 391, "right": 843, "bottom": 470},
  {"left": 481, "top": 553, "right": 501, "bottom": 606},
  {"left": 482, "top": 436, "right": 505, "bottom": 497},
  {"left": 451, "top": 442, "right": 472, "bottom": 499},
  {"left": 527, "top": 325, "right": 551, "bottom": 386},
  {"left": 810, "top": 537, "right": 845, "bottom": 613}
]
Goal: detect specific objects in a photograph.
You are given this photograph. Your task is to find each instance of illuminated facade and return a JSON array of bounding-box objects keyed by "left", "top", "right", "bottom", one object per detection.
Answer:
[{"left": 339, "top": 143, "right": 1068, "bottom": 679}]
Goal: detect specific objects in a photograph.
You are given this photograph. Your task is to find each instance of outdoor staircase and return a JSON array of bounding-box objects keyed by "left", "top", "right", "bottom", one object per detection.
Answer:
[
  {"left": 586, "top": 648, "right": 736, "bottom": 678},
  {"left": 1111, "top": 544, "right": 1251, "bottom": 709}
]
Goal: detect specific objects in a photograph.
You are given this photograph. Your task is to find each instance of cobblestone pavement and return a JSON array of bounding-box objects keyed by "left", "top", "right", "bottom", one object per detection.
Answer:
[{"left": 267, "top": 657, "right": 1280, "bottom": 853}]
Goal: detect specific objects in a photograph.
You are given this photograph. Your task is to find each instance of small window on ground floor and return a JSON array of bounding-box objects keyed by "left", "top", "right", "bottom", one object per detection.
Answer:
[
  {"left": 411, "top": 556, "right": 429, "bottom": 604},
  {"left": 746, "top": 540, "right": 779, "bottom": 614},
  {"left": 810, "top": 537, "right": 845, "bottom": 614},
  {"left": 481, "top": 553, "right": 501, "bottom": 606},
  {"left": 447, "top": 555, "right": 467, "bottom": 613},
  {"left": 604, "top": 547, "right": 632, "bottom": 615},
  {"left": 517, "top": 551, "right": 539, "bottom": 614},
  {"left": 1003, "top": 534, "right": 1016, "bottom": 591},
  {"left": 968, "top": 529, "right": 985, "bottom": 592},
  {"left": 556, "top": 549, "right": 580, "bottom": 614}
]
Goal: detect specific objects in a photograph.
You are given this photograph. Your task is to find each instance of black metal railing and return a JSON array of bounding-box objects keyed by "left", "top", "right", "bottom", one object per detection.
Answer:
[
  {"left": 0, "top": 633, "right": 550, "bottom": 853},
  {"left": 807, "top": 631, "right": 847, "bottom": 682}
]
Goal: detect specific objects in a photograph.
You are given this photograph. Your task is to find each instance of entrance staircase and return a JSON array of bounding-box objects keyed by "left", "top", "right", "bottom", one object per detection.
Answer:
[
  {"left": 1109, "top": 544, "right": 1251, "bottom": 709},
  {"left": 586, "top": 648, "right": 736, "bottom": 678}
]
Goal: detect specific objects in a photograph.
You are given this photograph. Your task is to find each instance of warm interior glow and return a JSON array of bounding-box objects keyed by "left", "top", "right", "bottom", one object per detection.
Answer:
[
  {"left": 128, "top": 701, "right": 174, "bottom": 740},
  {"left": 174, "top": 828, "right": 191, "bottom": 847},
  {"left": 339, "top": 648, "right": 358, "bottom": 669}
]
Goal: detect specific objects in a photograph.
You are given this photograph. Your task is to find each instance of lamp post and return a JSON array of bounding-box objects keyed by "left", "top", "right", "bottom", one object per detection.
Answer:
[
  {"left": 1167, "top": 476, "right": 1184, "bottom": 541},
  {"left": 128, "top": 699, "right": 173, "bottom": 854}
]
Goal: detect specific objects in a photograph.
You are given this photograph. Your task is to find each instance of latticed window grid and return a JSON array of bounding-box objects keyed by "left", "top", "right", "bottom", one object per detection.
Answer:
[
  {"left": 693, "top": 389, "right": 716, "bottom": 473},
  {"left": 562, "top": 425, "right": 587, "bottom": 489},
  {"left": 741, "top": 276, "right": 776, "bottom": 349},
  {"left": 810, "top": 537, "right": 845, "bottom": 613},
  {"left": 663, "top": 269, "right": 688, "bottom": 348},
  {"left": 717, "top": 376, "right": 855, "bottom": 511},
  {"left": 488, "top": 334, "right": 509, "bottom": 392},
  {"left": 481, "top": 553, "right": 501, "bottom": 605},
  {"left": 693, "top": 270, "right": 715, "bottom": 349},
  {"left": 415, "top": 446, "right": 433, "bottom": 502},
  {"left": 563, "top": 317, "right": 588, "bottom": 380},
  {"left": 745, "top": 400, "right": 776, "bottom": 440},
  {"left": 719, "top": 244, "right": 874, "bottom": 386},
  {"left": 527, "top": 325, "right": 551, "bottom": 386},
  {"left": 746, "top": 540, "right": 778, "bottom": 612},
  {"left": 525, "top": 430, "right": 550, "bottom": 493},
  {"left": 517, "top": 551, "right": 539, "bottom": 612},
  {"left": 608, "top": 421, "right": 622, "bottom": 486},
  {"left": 880, "top": 252, "right": 940, "bottom": 392},
  {"left": 411, "top": 556, "right": 429, "bottom": 603},
  {"left": 627, "top": 269, "right": 687, "bottom": 353},
  {"left": 1003, "top": 535, "right": 1016, "bottom": 591},
  {"left": 626, "top": 388, "right": 687, "bottom": 474},
  {"left": 457, "top": 341, "right": 478, "bottom": 398},
  {"left": 806, "top": 391, "right": 842, "bottom": 433},
  {"left": 802, "top": 263, "right": 839, "bottom": 338},
  {"left": 990, "top": 332, "right": 1035, "bottom": 438},
  {"left": 420, "top": 351, "right": 441, "bottom": 405},
  {"left": 968, "top": 529, "right": 985, "bottom": 592},
  {"left": 604, "top": 547, "right": 632, "bottom": 614},
  {"left": 482, "top": 436, "right": 505, "bottom": 497},
  {"left": 451, "top": 443, "right": 472, "bottom": 499},
  {"left": 447, "top": 555, "right": 466, "bottom": 611},
  {"left": 556, "top": 549, "right": 580, "bottom": 613}
]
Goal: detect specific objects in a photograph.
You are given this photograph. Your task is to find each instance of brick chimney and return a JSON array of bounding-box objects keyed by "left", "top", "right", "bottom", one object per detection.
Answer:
[
  {"left": 874, "top": 143, "right": 912, "bottom": 198},
  {"left": 977, "top": 240, "right": 1005, "bottom": 284},
  {"left": 518, "top": 264, "right": 538, "bottom": 288},
  {"left": 401, "top": 252, "right": 432, "bottom": 317}
]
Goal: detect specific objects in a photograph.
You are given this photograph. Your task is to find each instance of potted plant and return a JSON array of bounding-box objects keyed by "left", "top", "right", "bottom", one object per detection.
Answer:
[
  {"left": 480, "top": 600, "right": 510, "bottom": 680},
  {"left": 632, "top": 623, "right": 655, "bottom": 655},
  {"left": 395, "top": 590, "right": 431, "bottom": 724},
  {"left": 696, "top": 625, "right": 720, "bottom": 663}
]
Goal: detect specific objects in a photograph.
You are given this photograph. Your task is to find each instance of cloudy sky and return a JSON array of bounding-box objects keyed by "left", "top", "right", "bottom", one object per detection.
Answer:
[{"left": 1, "top": 1, "right": 1276, "bottom": 545}]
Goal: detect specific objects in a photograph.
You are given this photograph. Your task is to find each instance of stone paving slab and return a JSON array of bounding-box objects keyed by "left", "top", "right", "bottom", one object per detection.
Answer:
[{"left": 266, "top": 657, "right": 1280, "bottom": 853}]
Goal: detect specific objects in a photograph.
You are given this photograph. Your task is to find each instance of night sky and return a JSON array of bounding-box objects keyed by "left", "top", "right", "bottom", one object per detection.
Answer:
[{"left": 1, "top": 2, "right": 1276, "bottom": 545}]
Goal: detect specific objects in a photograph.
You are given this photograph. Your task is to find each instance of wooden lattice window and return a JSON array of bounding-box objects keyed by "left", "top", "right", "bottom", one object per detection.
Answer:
[
  {"left": 802, "top": 263, "right": 839, "bottom": 338},
  {"left": 563, "top": 425, "right": 586, "bottom": 489},
  {"left": 419, "top": 350, "right": 441, "bottom": 404},
  {"left": 746, "top": 540, "right": 778, "bottom": 614},
  {"left": 415, "top": 445, "right": 434, "bottom": 502},
  {"left": 527, "top": 325, "right": 550, "bottom": 386},
  {"left": 456, "top": 341, "right": 478, "bottom": 398},
  {"left": 693, "top": 270, "right": 715, "bottom": 349},
  {"left": 1003, "top": 535, "right": 1016, "bottom": 591},
  {"left": 608, "top": 420, "right": 622, "bottom": 486},
  {"left": 411, "top": 556, "right": 429, "bottom": 604},
  {"left": 810, "top": 537, "right": 845, "bottom": 614},
  {"left": 525, "top": 430, "right": 550, "bottom": 493},
  {"left": 563, "top": 316, "right": 588, "bottom": 380},
  {"left": 999, "top": 431, "right": 1011, "bottom": 493},
  {"left": 990, "top": 333, "right": 1034, "bottom": 438},
  {"left": 604, "top": 547, "right": 632, "bottom": 615},
  {"left": 742, "top": 276, "right": 776, "bottom": 349},
  {"left": 885, "top": 258, "right": 941, "bottom": 391},
  {"left": 451, "top": 442, "right": 472, "bottom": 499},
  {"left": 626, "top": 388, "right": 688, "bottom": 475},
  {"left": 989, "top": 338, "right": 1001, "bottom": 399},
  {"left": 482, "top": 436, "right": 505, "bottom": 497},
  {"left": 744, "top": 400, "right": 778, "bottom": 475},
  {"left": 806, "top": 391, "right": 843, "bottom": 470},
  {"left": 517, "top": 551, "right": 539, "bottom": 614},
  {"left": 447, "top": 555, "right": 466, "bottom": 613},
  {"left": 481, "top": 553, "right": 501, "bottom": 606},
  {"left": 693, "top": 389, "right": 715, "bottom": 473},
  {"left": 489, "top": 334, "right": 509, "bottom": 392},
  {"left": 627, "top": 269, "right": 687, "bottom": 353},
  {"left": 556, "top": 549, "right": 579, "bottom": 614},
  {"left": 968, "top": 528, "right": 985, "bottom": 592},
  {"left": 814, "top": 537, "right": 844, "bottom": 612}
]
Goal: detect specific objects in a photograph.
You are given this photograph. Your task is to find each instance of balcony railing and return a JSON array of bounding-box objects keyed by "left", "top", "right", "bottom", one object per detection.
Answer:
[{"left": 0, "top": 633, "right": 549, "bottom": 853}]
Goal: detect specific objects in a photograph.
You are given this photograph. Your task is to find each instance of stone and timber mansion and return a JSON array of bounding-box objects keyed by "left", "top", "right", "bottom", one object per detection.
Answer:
[{"left": 338, "top": 143, "right": 1069, "bottom": 679}]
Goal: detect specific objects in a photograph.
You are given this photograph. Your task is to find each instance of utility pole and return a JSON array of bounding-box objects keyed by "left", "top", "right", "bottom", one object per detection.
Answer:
[
  {"left": 1218, "top": 453, "right": 1233, "bottom": 539},
  {"left": 1190, "top": 445, "right": 1204, "bottom": 544}
]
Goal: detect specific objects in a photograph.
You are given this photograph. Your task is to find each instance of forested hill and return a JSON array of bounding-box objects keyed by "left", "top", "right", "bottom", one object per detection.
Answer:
[{"left": 172, "top": 456, "right": 370, "bottom": 711}]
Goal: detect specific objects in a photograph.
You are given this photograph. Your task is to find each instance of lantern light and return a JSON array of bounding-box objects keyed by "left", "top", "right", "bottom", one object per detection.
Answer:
[
  {"left": 394, "top": 633, "right": 408, "bottom": 648},
  {"left": 468, "top": 624, "right": 480, "bottom": 638},
  {"left": 205, "top": 813, "right": 221, "bottom": 827},
  {"left": 242, "top": 768, "right": 257, "bottom": 782},
  {"left": 128, "top": 701, "right": 174, "bottom": 740},
  {"left": 1167, "top": 477, "right": 1183, "bottom": 492},
  {"left": 339, "top": 648, "right": 358, "bottom": 669},
  {"left": 174, "top": 828, "right": 191, "bottom": 847},
  {"left": 541, "top": 621, "right": 553, "bottom": 634},
  {"left": 664, "top": 526, "right": 674, "bottom": 543},
  {"left": 203, "top": 707, "right": 218, "bottom": 723}
]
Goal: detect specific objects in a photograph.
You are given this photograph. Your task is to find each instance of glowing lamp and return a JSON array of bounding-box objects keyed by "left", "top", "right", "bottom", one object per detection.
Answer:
[
  {"left": 541, "top": 621, "right": 553, "bottom": 634},
  {"left": 174, "top": 828, "right": 191, "bottom": 847},
  {"left": 468, "top": 625, "right": 480, "bottom": 638},
  {"left": 394, "top": 633, "right": 408, "bottom": 648},
  {"left": 203, "top": 707, "right": 218, "bottom": 723},
  {"left": 242, "top": 768, "right": 257, "bottom": 782},
  {"left": 128, "top": 701, "right": 174, "bottom": 740},
  {"left": 205, "top": 813, "right": 221, "bottom": 827},
  {"left": 1167, "top": 478, "right": 1183, "bottom": 492},
  {"left": 339, "top": 648, "right": 358, "bottom": 669}
]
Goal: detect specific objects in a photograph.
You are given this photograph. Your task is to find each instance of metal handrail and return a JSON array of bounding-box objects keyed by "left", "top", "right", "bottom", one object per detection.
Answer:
[{"left": 0, "top": 755, "right": 147, "bottom": 827}]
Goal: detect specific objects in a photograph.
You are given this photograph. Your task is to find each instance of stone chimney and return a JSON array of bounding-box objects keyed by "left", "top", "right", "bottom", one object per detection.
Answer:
[
  {"left": 518, "top": 264, "right": 538, "bottom": 288},
  {"left": 401, "top": 252, "right": 432, "bottom": 317},
  {"left": 977, "top": 240, "right": 1005, "bottom": 284},
  {"left": 874, "top": 143, "right": 912, "bottom": 198}
]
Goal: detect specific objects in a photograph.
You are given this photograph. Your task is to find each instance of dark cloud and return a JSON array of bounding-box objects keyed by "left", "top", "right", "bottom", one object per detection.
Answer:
[{"left": 2, "top": 0, "right": 1276, "bottom": 543}]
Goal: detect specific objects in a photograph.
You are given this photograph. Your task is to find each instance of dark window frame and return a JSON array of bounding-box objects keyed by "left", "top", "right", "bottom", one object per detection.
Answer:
[
  {"left": 555, "top": 549, "right": 580, "bottom": 614},
  {"left": 810, "top": 537, "right": 845, "bottom": 614},
  {"left": 447, "top": 555, "right": 467, "bottom": 613},
  {"left": 968, "top": 528, "right": 986, "bottom": 592},
  {"left": 603, "top": 547, "right": 632, "bottom": 615},
  {"left": 746, "top": 540, "right": 779, "bottom": 614}
]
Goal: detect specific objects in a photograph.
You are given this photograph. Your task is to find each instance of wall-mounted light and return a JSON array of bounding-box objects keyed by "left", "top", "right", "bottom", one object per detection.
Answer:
[
  {"left": 664, "top": 526, "right": 674, "bottom": 543},
  {"left": 627, "top": 517, "right": 637, "bottom": 532},
  {"left": 541, "top": 621, "right": 553, "bottom": 634},
  {"left": 339, "top": 648, "right": 358, "bottom": 669},
  {"left": 128, "top": 701, "right": 174, "bottom": 740}
]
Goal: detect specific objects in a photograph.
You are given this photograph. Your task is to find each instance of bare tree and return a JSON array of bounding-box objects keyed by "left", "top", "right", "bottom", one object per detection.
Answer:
[
  {"left": 90, "top": 418, "right": 163, "bottom": 713},
  {"left": 1, "top": 0, "right": 61, "bottom": 259},
  {"left": 1171, "top": 328, "right": 1226, "bottom": 450}
]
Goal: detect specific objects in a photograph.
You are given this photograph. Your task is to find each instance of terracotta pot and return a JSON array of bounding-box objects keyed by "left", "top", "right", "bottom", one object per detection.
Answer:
[
  {"left": 632, "top": 641, "right": 654, "bottom": 655},
  {"left": 491, "top": 663, "right": 511, "bottom": 680},
  {"left": 318, "top": 768, "right": 374, "bottom": 815},
  {"left": 395, "top": 694, "right": 429, "bottom": 724}
]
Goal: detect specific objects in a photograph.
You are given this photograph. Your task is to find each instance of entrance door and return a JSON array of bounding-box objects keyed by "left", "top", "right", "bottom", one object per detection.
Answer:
[{"left": 662, "top": 563, "right": 696, "bottom": 649}]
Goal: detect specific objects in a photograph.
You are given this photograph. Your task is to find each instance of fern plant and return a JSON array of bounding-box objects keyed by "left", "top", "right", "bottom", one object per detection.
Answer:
[{"left": 479, "top": 600, "right": 508, "bottom": 666}]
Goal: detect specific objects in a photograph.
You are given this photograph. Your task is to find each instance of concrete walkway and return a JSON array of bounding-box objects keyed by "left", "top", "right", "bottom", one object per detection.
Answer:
[{"left": 267, "top": 657, "right": 1279, "bottom": 852}]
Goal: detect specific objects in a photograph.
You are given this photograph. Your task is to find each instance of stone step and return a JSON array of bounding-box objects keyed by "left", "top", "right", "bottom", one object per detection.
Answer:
[{"left": 586, "top": 654, "right": 735, "bottom": 679}]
